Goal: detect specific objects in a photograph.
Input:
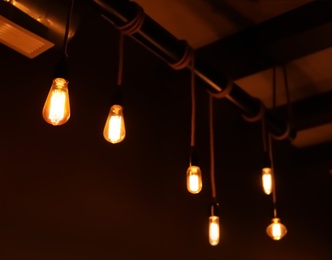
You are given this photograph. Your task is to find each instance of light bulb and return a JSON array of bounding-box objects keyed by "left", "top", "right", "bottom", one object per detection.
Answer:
[
  {"left": 209, "top": 216, "right": 220, "bottom": 246},
  {"left": 42, "top": 78, "right": 70, "bottom": 126},
  {"left": 103, "top": 104, "right": 126, "bottom": 143},
  {"left": 262, "top": 167, "right": 273, "bottom": 195},
  {"left": 186, "top": 165, "right": 202, "bottom": 194},
  {"left": 266, "top": 218, "right": 287, "bottom": 240}
]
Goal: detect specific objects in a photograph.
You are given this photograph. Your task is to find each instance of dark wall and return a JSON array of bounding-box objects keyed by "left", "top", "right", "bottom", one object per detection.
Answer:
[{"left": 0, "top": 5, "right": 331, "bottom": 260}]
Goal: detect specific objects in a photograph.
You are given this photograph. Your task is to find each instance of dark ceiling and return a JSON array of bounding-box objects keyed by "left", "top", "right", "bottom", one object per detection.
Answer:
[{"left": 0, "top": 0, "right": 331, "bottom": 259}]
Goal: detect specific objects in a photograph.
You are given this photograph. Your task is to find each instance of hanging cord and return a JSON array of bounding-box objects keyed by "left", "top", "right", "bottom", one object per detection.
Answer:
[
  {"left": 272, "top": 66, "right": 277, "bottom": 109},
  {"left": 268, "top": 133, "right": 277, "bottom": 218},
  {"left": 209, "top": 95, "right": 217, "bottom": 199},
  {"left": 54, "top": 0, "right": 74, "bottom": 79},
  {"left": 282, "top": 65, "right": 293, "bottom": 130},
  {"left": 100, "top": 25, "right": 125, "bottom": 106},
  {"left": 63, "top": 0, "right": 75, "bottom": 57},
  {"left": 117, "top": 32, "right": 124, "bottom": 86},
  {"left": 261, "top": 115, "right": 268, "bottom": 153},
  {"left": 271, "top": 65, "right": 292, "bottom": 140},
  {"left": 102, "top": 1, "right": 145, "bottom": 83},
  {"left": 270, "top": 67, "right": 277, "bottom": 217},
  {"left": 270, "top": 66, "right": 278, "bottom": 218},
  {"left": 102, "top": 3, "right": 145, "bottom": 86},
  {"left": 102, "top": 3, "right": 145, "bottom": 98},
  {"left": 190, "top": 54, "right": 196, "bottom": 147}
]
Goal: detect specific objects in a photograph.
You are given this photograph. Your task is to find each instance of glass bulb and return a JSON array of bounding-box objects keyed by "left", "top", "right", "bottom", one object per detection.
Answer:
[
  {"left": 186, "top": 165, "right": 202, "bottom": 194},
  {"left": 262, "top": 167, "right": 273, "bottom": 195},
  {"left": 209, "top": 216, "right": 220, "bottom": 246},
  {"left": 266, "top": 218, "right": 287, "bottom": 240},
  {"left": 42, "top": 78, "right": 70, "bottom": 126},
  {"left": 103, "top": 104, "right": 126, "bottom": 144}
]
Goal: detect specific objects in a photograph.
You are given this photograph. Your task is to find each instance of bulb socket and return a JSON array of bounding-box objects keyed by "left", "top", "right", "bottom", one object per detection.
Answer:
[
  {"left": 112, "top": 86, "right": 123, "bottom": 106},
  {"left": 210, "top": 200, "right": 220, "bottom": 217},
  {"left": 54, "top": 56, "right": 69, "bottom": 79},
  {"left": 262, "top": 152, "right": 271, "bottom": 169},
  {"left": 190, "top": 146, "right": 199, "bottom": 166}
]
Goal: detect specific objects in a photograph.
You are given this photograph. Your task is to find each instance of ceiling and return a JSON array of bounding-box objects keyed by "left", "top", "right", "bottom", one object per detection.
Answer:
[
  {"left": 135, "top": 0, "right": 312, "bottom": 49},
  {"left": 134, "top": 0, "right": 332, "bottom": 148},
  {"left": 0, "top": 1, "right": 331, "bottom": 259}
]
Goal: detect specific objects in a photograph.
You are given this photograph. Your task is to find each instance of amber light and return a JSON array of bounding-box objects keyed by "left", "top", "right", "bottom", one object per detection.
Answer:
[
  {"left": 209, "top": 216, "right": 220, "bottom": 246},
  {"left": 103, "top": 104, "right": 126, "bottom": 144},
  {"left": 266, "top": 218, "right": 287, "bottom": 240},
  {"left": 42, "top": 78, "right": 70, "bottom": 126},
  {"left": 186, "top": 165, "right": 202, "bottom": 194},
  {"left": 262, "top": 167, "right": 273, "bottom": 195}
]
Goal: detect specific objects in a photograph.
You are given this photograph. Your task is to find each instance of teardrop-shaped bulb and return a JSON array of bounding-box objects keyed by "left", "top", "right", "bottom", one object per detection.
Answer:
[
  {"left": 103, "top": 104, "right": 126, "bottom": 143},
  {"left": 262, "top": 167, "right": 273, "bottom": 195},
  {"left": 209, "top": 216, "right": 220, "bottom": 246},
  {"left": 266, "top": 218, "right": 287, "bottom": 240},
  {"left": 186, "top": 165, "right": 202, "bottom": 194},
  {"left": 42, "top": 78, "right": 70, "bottom": 126}
]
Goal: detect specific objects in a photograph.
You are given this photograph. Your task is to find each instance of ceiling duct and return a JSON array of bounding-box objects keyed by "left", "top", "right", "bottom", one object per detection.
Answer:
[
  {"left": 0, "top": 14, "right": 53, "bottom": 58},
  {"left": 0, "top": 0, "right": 80, "bottom": 58}
]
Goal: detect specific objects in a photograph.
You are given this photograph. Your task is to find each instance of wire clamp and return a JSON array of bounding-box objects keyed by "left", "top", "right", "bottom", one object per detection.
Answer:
[
  {"left": 242, "top": 100, "right": 266, "bottom": 122},
  {"left": 208, "top": 77, "right": 233, "bottom": 99},
  {"left": 169, "top": 41, "right": 194, "bottom": 70}
]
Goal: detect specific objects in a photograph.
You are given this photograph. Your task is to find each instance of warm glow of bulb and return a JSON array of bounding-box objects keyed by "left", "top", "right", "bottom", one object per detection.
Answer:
[
  {"left": 186, "top": 165, "right": 202, "bottom": 194},
  {"left": 42, "top": 78, "right": 70, "bottom": 126},
  {"left": 266, "top": 218, "right": 287, "bottom": 240},
  {"left": 209, "top": 216, "right": 220, "bottom": 246},
  {"left": 262, "top": 167, "right": 273, "bottom": 195},
  {"left": 103, "top": 104, "right": 126, "bottom": 144}
]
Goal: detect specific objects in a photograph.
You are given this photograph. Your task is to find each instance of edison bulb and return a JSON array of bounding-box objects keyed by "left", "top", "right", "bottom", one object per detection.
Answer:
[
  {"left": 103, "top": 104, "right": 126, "bottom": 143},
  {"left": 266, "top": 218, "right": 287, "bottom": 240},
  {"left": 42, "top": 78, "right": 70, "bottom": 126},
  {"left": 186, "top": 165, "right": 202, "bottom": 194},
  {"left": 262, "top": 167, "right": 273, "bottom": 195},
  {"left": 209, "top": 216, "right": 220, "bottom": 246}
]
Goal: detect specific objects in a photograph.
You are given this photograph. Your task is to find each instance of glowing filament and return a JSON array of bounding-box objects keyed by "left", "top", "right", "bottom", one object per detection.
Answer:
[
  {"left": 266, "top": 218, "right": 287, "bottom": 240},
  {"left": 186, "top": 165, "right": 202, "bottom": 194},
  {"left": 209, "top": 216, "right": 220, "bottom": 246},
  {"left": 103, "top": 104, "right": 126, "bottom": 144},
  {"left": 262, "top": 167, "right": 273, "bottom": 195},
  {"left": 272, "top": 223, "right": 281, "bottom": 238},
  {"left": 42, "top": 78, "right": 70, "bottom": 126}
]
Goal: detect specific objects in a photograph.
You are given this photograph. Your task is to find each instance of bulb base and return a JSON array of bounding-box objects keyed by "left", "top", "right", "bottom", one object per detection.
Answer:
[
  {"left": 189, "top": 146, "right": 199, "bottom": 166},
  {"left": 262, "top": 152, "right": 271, "bottom": 168},
  {"left": 54, "top": 56, "right": 69, "bottom": 79},
  {"left": 210, "top": 200, "right": 220, "bottom": 217}
]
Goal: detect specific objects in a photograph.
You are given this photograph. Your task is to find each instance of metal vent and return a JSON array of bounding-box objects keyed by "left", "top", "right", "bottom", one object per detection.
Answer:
[{"left": 0, "top": 15, "right": 54, "bottom": 58}]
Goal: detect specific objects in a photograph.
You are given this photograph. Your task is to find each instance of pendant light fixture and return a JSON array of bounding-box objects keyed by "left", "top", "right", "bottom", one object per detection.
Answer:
[
  {"left": 205, "top": 78, "right": 233, "bottom": 246},
  {"left": 103, "top": 31, "right": 126, "bottom": 144},
  {"left": 265, "top": 66, "right": 291, "bottom": 241},
  {"left": 186, "top": 55, "right": 203, "bottom": 194},
  {"left": 208, "top": 95, "right": 220, "bottom": 246},
  {"left": 42, "top": 0, "right": 75, "bottom": 126},
  {"left": 261, "top": 114, "right": 273, "bottom": 195},
  {"left": 102, "top": 4, "right": 145, "bottom": 144},
  {"left": 266, "top": 217, "right": 288, "bottom": 240},
  {"left": 265, "top": 133, "right": 287, "bottom": 240},
  {"left": 261, "top": 67, "right": 276, "bottom": 195}
]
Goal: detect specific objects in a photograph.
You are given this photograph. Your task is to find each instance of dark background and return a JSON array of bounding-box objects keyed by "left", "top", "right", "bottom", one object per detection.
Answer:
[{"left": 0, "top": 2, "right": 331, "bottom": 259}]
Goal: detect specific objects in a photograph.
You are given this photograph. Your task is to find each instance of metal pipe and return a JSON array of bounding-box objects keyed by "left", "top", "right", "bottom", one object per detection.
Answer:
[{"left": 89, "top": 0, "right": 295, "bottom": 140}]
